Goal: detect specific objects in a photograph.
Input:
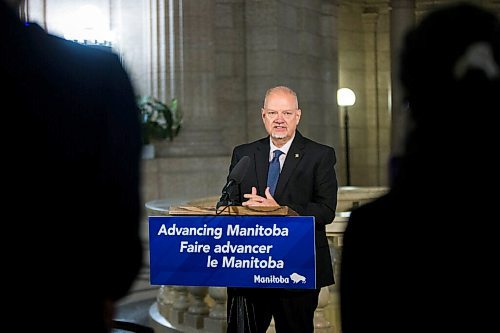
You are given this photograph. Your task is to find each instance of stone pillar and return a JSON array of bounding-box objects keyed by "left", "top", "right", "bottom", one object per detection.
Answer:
[
  {"left": 215, "top": 0, "right": 248, "bottom": 149},
  {"left": 361, "top": 7, "right": 392, "bottom": 186},
  {"left": 337, "top": 0, "right": 365, "bottom": 186},
  {"left": 157, "top": 285, "right": 175, "bottom": 318},
  {"left": 142, "top": 0, "right": 231, "bottom": 211},
  {"left": 170, "top": 285, "right": 190, "bottom": 324},
  {"left": 390, "top": 0, "right": 415, "bottom": 156},
  {"left": 204, "top": 287, "right": 228, "bottom": 333},
  {"left": 184, "top": 286, "right": 210, "bottom": 329},
  {"left": 319, "top": 0, "right": 341, "bottom": 150},
  {"left": 23, "top": 0, "right": 46, "bottom": 28},
  {"left": 147, "top": 0, "right": 168, "bottom": 102},
  {"left": 329, "top": 233, "right": 344, "bottom": 333},
  {"left": 324, "top": 220, "right": 346, "bottom": 333},
  {"left": 147, "top": 0, "right": 227, "bottom": 157},
  {"left": 314, "top": 287, "right": 333, "bottom": 333},
  {"left": 362, "top": 10, "right": 380, "bottom": 186}
]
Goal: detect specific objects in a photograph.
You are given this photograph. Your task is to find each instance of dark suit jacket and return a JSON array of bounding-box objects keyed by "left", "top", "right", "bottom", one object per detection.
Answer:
[
  {"left": 228, "top": 131, "right": 337, "bottom": 287},
  {"left": 1, "top": 3, "right": 142, "bottom": 332}
]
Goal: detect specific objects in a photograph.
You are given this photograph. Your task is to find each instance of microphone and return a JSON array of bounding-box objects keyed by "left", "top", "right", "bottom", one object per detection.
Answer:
[{"left": 216, "top": 156, "right": 250, "bottom": 210}]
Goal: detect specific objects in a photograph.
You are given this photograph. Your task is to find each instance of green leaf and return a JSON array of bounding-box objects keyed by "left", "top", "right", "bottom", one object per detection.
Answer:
[{"left": 137, "top": 95, "right": 182, "bottom": 145}]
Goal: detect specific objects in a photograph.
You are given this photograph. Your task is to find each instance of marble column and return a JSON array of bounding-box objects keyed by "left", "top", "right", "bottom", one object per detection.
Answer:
[
  {"left": 362, "top": 10, "right": 379, "bottom": 186},
  {"left": 319, "top": 0, "right": 341, "bottom": 151},
  {"left": 147, "top": 0, "right": 228, "bottom": 157}
]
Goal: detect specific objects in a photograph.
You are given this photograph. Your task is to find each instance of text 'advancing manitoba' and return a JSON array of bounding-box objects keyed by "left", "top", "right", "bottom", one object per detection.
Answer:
[{"left": 149, "top": 216, "right": 316, "bottom": 289}]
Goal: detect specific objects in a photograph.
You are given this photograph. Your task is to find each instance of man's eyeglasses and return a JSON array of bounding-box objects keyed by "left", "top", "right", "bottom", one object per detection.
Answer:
[{"left": 263, "top": 108, "right": 298, "bottom": 119}]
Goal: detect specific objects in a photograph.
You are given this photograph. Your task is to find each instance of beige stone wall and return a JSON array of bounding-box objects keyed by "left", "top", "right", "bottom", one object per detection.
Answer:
[
  {"left": 141, "top": 156, "right": 230, "bottom": 208},
  {"left": 242, "top": 0, "right": 340, "bottom": 150}
]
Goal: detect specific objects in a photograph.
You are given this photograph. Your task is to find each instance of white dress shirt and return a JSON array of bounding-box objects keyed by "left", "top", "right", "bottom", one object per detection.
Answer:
[{"left": 269, "top": 134, "right": 295, "bottom": 171}]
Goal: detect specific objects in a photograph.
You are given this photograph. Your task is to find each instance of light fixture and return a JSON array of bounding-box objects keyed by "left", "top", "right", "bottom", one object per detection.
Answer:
[
  {"left": 337, "top": 88, "right": 356, "bottom": 107},
  {"left": 337, "top": 88, "right": 356, "bottom": 186}
]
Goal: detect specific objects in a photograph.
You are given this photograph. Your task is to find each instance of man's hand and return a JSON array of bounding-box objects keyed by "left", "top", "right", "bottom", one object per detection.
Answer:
[{"left": 242, "top": 187, "right": 279, "bottom": 206}]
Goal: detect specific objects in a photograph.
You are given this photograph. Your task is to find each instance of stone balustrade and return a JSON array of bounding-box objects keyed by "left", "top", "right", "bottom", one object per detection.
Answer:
[{"left": 147, "top": 186, "right": 387, "bottom": 333}]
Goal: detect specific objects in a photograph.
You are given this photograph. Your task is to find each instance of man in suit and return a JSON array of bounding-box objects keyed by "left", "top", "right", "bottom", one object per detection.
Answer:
[
  {"left": 1, "top": 1, "right": 142, "bottom": 332},
  {"left": 225, "top": 86, "right": 338, "bottom": 333}
]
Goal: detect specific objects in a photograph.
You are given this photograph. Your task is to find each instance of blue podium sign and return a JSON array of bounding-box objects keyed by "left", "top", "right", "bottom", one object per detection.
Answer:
[{"left": 149, "top": 215, "right": 316, "bottom": 289}]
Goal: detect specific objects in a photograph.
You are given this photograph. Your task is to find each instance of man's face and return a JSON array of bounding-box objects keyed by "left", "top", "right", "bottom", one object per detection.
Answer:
[{"left": 261, "top": 91, "right": 301, "bottom": 145}]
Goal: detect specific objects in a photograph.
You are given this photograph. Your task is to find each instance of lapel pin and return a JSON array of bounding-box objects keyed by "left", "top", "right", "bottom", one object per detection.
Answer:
[{"left": 295, "top": 153, "right": 299, "bottom": 158}]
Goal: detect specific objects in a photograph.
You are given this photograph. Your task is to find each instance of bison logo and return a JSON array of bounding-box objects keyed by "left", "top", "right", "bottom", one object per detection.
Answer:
[{"left": 290, "top": 272, "right": 306, "bottom": 283}]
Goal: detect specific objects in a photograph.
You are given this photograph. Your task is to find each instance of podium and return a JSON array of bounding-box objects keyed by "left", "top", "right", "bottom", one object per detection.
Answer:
[
  {"left": 150, "top": 204, "right": 312, "bottom": 288},
  {"left": 149, "top": 205, "right": 313, "bottom": 332},
  {"left": 168, "top": 205, "right": 298, "bottom": 216}
]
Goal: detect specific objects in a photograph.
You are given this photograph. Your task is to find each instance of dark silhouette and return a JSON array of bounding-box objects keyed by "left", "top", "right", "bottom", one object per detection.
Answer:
[
  {"left": 225, "top": 86, "right": 338, "bottom": 333},
  {"left": 1, "top": 1, "right": 143, "bottom": 332},
  {"left": 340, "top": 3, "right": 500, "bottom": 332}
]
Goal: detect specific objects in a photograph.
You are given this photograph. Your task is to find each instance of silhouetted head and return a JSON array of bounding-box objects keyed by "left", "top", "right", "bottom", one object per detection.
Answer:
[
  {"left": 400, "top": 3, "right": 499, "bottom": 129},
  {"left": 395, "top": 3, "right": 500, "bottom": 190}
]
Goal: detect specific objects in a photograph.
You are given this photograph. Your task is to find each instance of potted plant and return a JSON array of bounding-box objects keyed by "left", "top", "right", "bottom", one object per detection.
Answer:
[{"left": 137, "top": 96, "right": 182, "bottom": 158}]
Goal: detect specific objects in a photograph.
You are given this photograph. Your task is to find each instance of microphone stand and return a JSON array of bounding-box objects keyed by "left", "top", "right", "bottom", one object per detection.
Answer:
[
  {"left": 216, "top": 156, "right": 249, "bottom": 212},
  {"left": 216, "top": 180, "right": 238, "bottom": 211}
]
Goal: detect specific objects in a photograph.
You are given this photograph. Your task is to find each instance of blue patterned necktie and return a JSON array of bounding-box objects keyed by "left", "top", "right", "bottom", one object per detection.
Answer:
[{"left": 267, "top": 150, "right": 284, "bottom": 196}]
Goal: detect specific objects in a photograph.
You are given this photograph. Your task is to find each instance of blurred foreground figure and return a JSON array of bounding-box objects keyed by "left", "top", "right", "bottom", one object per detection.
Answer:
[
  {"left": 1, "top": 1, "right": 143, "bottom": 332},
  {"left": 341, "top": 3, "right": 500, "bottom": 332}
]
